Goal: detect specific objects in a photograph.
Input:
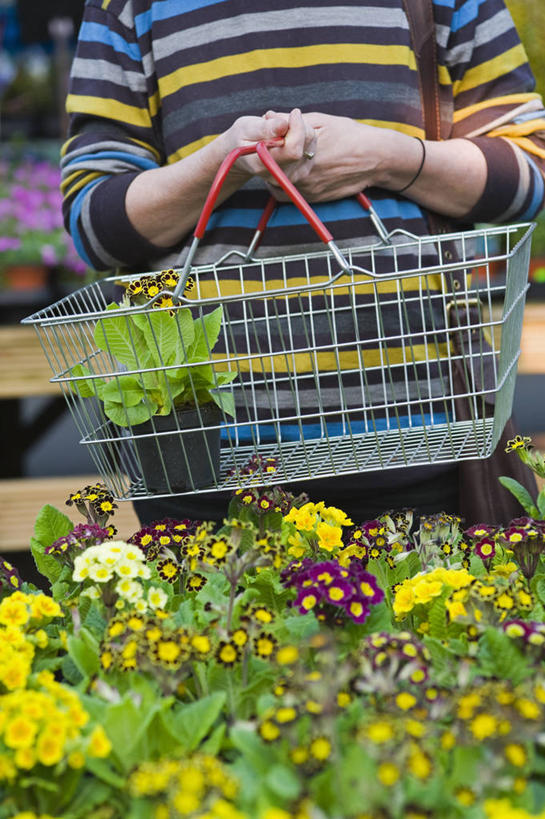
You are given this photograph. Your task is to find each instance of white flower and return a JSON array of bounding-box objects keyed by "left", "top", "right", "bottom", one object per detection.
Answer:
[
  {"left": 80, "top": 585, "right": 101, "bottom": 600},
  {"left": 136, "top": 563, "right": 151, "bottom": 580},
  {"left": 115, "top": 578, "right": 143, "bottom": 602},
  {"left": 88, "top": 563, "right": 113, "bottom": 583},
  {"left": 134, "top": 599, "right": 148, "bottom": 613},
  {"left": 73, "top": 556, "right": 90, "bottom": 582},
  {"left": 147, "top": 586, "right": 168, "bottom": 610},
  {"left": 123, "top": 546, "right": 145, "bottom": 562},
  {"left": 115, "top": 561, "right": 139, "bottom": 579}
]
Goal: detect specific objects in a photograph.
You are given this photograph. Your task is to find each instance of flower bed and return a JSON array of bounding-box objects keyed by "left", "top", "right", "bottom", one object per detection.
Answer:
[{"left": 1, "top": 443, "right": 545, "bottom": 819}]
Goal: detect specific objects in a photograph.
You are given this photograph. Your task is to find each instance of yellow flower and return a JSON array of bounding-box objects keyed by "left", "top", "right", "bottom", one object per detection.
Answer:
[
  {"left": 470, "top": 713, "right": 497, "bottom": 740},
  {"left": 275, "top": 645, "right": 299, "bottom": 665},
  {"left": 309, "top": 736, "right": 332, "bottom": 761},
  {"left": 456, "top": 788, "right": 476, "bottom": 806},
  {"left": 366, "top": 721, "right": 394, "bottom": 743},
  {"left": 393, "top": 585, "right": 415, "bottom": 616},
  {"left": 408, "top": 747, "right": 431, "bottom": 780},
  {"left": 377, "top": 762, "right": 400, "bottom": 786},
  {"left": 30, "top": 595, "right": 62, "bottom": 620},
  {"left": 88, "top": 725, "right": 112, "bottom": 758},
  {"left": 36, "top": 733, "right": 64, "bottom": 766},
  {"left": 516, "top": 698, "right": 541, "bottom": 720},
  {"left": 395, "top": 692, "right": 416, "bottom": 711},
  {"left": 4, "top": 716, "right": 37, "bottom": 749},
  {"left": 505, "top": 744, "right": 527, "bottom": 767},
  {"left": 68, "top": 751, "right": 86, "bottom": 769},
  {"left": 14, "top": 747, "right": 35, "bottom": 770},
  {"left": 316, "top": 522, "right": 343, "bottom": 552},
  {"left": 413, "top": 580, "right": 443, "bottom": 604},
  {"left": 0, "top": 598, "right": 29, "bottom": 627}
]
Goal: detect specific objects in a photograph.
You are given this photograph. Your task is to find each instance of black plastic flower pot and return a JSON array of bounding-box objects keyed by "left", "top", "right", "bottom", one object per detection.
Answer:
[{"left": 132, "top": 403, "right": 222, "bottom": 493}]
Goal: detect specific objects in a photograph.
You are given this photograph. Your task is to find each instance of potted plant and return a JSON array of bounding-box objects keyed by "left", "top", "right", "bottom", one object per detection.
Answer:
[
  {"left": 0, "top": 152, "right": 90, "bottom": 294},
  {"left": 70, "top": 272, "right": 238, "bottom": 492}
]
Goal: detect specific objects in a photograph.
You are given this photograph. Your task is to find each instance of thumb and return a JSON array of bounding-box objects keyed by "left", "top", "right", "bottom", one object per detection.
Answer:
[{"left": 267, "top": 116, "right": 289, "bottom": 138}]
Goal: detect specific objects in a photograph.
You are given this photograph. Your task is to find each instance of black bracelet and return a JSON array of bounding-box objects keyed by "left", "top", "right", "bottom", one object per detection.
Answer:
[{"left": 396, "top": 137, "right": 426, "bottom": 193}]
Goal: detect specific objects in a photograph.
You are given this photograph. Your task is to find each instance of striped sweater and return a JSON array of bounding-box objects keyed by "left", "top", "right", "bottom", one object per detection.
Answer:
[
  {"left": 62, "top": 0, "right": 545, "bottom": 273},
  {"left": 60, "top": 0, "right": 545, "bottom": 454}
]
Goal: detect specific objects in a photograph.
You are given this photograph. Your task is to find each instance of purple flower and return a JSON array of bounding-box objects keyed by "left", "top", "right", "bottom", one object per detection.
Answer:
[{"left": 0, "top": 237, "right": 21, "bottom": 252}]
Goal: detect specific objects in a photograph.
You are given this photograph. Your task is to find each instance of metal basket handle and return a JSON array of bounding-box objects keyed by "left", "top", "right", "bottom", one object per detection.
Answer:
[{"left": 171, "top": 140, "right": 390, "bottom": 299}]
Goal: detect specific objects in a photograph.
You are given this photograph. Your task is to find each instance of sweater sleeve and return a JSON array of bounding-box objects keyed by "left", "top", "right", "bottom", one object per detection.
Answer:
[
  {"left": 60, "top": 0, "right": 165, "bottom": 271},
  {"left": 440, "top": 0, "right": 545, "bottom": 224}
]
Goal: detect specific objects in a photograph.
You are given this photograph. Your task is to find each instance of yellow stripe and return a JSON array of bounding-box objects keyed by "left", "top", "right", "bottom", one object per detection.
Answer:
[
  {"left": 453, "top": 92, "right": 540, "bottom": 123},
  {"left": 102, "top": 0, "right": 112, "bottom": 8},
  {"left": 148, "top": 90, "right": 160, "bottom": 120},
  {"left": 193, "top": 274, "right": 446, "bottom": 300},
  {"left": 159, "top": 43, "right": 417, "bottom": 99},
  {"left": 453, "top": 44, "right": 528, "bottom": 97},
  {"left": 129, "top": 136, "right": 162, "bottom": 163},
  {"left": 487, "top": 119, "right": 545, "bottom": 139},
  {"left": 66, "top": 94, "right": 152, "bottom": 129},
  {"left": 211, "top": 343, "right": 450, "bottom": 374},
  {"left": 61, "top": 171, "right": 104, "bottom": 196},
  {"left": 504, "top": 136, "right": 545, "bottom": 161},
  {"left": 167, "top": 120, "right": 424, "bottom": 163}
]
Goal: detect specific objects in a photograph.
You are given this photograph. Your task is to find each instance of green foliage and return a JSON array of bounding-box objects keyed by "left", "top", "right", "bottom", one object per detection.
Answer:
[
  {"left": 71, "top": 304, "right": 237, "bottom": 426},
  {"left": 30, "top": 503, "right": 74, "bottom": 586}
]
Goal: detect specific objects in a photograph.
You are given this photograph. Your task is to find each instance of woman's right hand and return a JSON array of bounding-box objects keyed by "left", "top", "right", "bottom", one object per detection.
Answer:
[{"left": 223, "top": 108, "right": 317, "bottom": 183}]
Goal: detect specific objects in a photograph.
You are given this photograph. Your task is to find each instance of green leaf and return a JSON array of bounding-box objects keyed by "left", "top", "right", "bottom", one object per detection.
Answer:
[
  {"left": 200, "top": 723, "right": 226, "bottom": 756},
  {"left": 85, "top": 758, "right": 127, "bottom": 789},
  {"left": 210, "top": 389, "right": 235, "bottom": 418},
  {"left": 67, "top": 627, "right": 100, "bottom": 678},
  {"left": 136, "top": 309, "right": 184, "bottom": 367},
  {"left": 188, "top": 306, "right": 223, "bottom": 362},
  {"left": 101, "top": 375, "right": 146, "bottom": 407},
  {"left": 169, "top": 692, "right": 227, "bottom": 753},
  {"left": 499, "top": 476, "right": 539, "bottom": 518},
  {"left": 229, "top": 725, "right": 275, "bottom": 775},
  {"left": 478, "top": 626, "right": 528, "bottom": 683},
  {"left": 30, "top": 504, "right": 74, "bottom": 586},
  {"left": 69, "top": 363, "right": 106, "bottom": 399},
  {"left": 34, "top": 503, "right": 74, "bottom": 546},
  {"left": 265, "top": 764, "right": 301, "bottom": 801},
  {"left": 537, "top": 488, "right": 545, "bottom": 519},
  {"left": 94, "top": 310, "right": 150, "bottom": 370},
  {"left": 428, "top": 588, "right": 449, "bottom": 641},
  {"left": 104, "top": 400, "right": 155, "bottom": 427}
]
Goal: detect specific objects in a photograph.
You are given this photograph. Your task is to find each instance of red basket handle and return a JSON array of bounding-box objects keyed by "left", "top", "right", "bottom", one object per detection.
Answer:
[
  {"left": 193, "top": 139, "right": 333, "bottom": 243},
  {"left": 172, "top": 139, "right": 390, "bottom": 298}
]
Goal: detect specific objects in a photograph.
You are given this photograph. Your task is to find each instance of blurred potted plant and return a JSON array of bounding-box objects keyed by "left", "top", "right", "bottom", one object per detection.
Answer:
[{"left": 0, "top": 155, "right": 90, "bottom": 292}]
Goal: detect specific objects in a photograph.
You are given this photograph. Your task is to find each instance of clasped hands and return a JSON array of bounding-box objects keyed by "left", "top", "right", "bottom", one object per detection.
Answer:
[{"left": 228, "top": 107, "right": 383, "bottom": 203}]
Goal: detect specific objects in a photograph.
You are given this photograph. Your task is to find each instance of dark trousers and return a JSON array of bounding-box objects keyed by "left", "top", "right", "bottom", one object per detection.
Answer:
[{"left": 132, "top": 465, "right": 459, "bottom": 528}]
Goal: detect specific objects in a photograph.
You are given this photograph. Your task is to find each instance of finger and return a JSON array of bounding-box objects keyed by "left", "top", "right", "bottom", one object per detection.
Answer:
[
  {"left": 263, "top": 115, "right": 290, "bottom": 141},
  {"left": 283, "top": 108, "right": 307, "bottom": 159}
]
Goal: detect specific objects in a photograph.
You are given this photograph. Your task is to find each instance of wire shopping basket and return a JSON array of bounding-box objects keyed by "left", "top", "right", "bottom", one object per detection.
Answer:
[{"left": 22, "top": 142, "right": 534, "bottom": 501}]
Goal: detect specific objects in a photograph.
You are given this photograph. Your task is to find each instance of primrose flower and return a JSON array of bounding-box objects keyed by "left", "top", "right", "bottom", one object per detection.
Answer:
[{"left": 281, "top": 557, "right": 383, "bottom": 625}]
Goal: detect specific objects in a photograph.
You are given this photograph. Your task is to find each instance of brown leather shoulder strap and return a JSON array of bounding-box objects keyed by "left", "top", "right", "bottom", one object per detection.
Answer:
[{"left": 401, "top": 0, "right": 441, "bottom": 141}]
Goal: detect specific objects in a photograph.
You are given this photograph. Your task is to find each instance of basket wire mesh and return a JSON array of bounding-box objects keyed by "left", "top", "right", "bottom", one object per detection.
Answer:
[{"left": 22, "top": 220, "right": 533, "bottom": 501}]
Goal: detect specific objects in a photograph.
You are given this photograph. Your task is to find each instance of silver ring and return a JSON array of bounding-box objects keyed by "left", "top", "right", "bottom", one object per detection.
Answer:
[{"left": 303, "top": 150, "right": 315, "bottom": 160}]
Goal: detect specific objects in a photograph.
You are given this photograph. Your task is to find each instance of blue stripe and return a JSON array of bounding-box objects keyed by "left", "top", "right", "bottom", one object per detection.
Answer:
[
  {"left": 432, "top": 0, "right": 456, "bottom": 8},
  {"left": 65, "top": 151, "right": 158, "bottom": 171},
  {"left": 134, "top": 0, "right": 229, "bottom": 37},
  {"left": 221, "top": 413, "right": 449, "bottom": 443},
  {"left": 78, "top": 21, "right": 141, "bottom": 61},
  {"left": 519, "top": 154, "right": 545, "bottom": 221},
  {"left": 451, "top": 0, "right": 487, "bottom": 33},
  {"left": 69, "top": 177, "right": 107, "bottom": 267},
  {"left": 207, "top": 197, "right": 422, "bottom": 232}
]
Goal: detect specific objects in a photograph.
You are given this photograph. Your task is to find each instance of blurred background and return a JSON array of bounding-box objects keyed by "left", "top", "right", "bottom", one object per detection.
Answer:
[{"left": 0, "top": 0, "right": 544, "bottom": 572}]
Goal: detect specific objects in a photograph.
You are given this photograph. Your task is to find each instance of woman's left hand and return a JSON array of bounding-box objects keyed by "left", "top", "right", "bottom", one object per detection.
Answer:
[{"left": 263, "top": 110, "right": 388, "bottom": 201}]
